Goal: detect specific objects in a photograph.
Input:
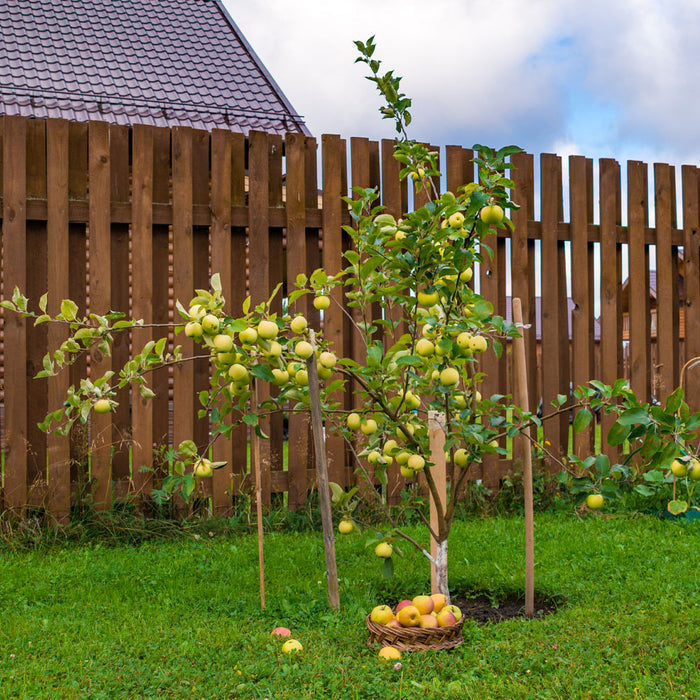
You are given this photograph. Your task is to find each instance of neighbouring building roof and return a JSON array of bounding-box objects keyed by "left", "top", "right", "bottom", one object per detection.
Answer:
[{"left": 0, "top": 0, "right": 310, "bottom": 135}]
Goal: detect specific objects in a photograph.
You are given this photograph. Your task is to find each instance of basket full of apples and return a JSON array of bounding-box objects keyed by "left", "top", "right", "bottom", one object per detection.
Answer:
[{"left": 366, "top": 593, "right": 464, "bottom": 652}]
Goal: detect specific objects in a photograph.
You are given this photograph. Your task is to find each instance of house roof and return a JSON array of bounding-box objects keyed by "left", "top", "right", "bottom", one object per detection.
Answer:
[{"left": 0, "top": 0, "right": 310, "bottom": 135}]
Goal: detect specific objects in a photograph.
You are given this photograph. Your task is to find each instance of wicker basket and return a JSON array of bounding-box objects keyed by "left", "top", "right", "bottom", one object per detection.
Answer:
[{"left": 365, "top": 614, "right": 464, "bottom": 652}]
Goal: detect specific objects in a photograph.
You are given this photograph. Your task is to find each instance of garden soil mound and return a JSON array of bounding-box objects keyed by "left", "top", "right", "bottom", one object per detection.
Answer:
[{"left": 452, "top": 594, "right": 558, "bottom": 624}]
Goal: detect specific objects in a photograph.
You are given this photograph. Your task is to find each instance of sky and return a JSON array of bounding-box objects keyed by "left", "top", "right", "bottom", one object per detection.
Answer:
[{"left": 227, "top": 0, "right": 700, "bottom": 175}]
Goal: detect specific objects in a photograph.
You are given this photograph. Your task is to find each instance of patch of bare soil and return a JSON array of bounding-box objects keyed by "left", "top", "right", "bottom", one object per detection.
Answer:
[{"left": 452, "top": 593, "right": 559, "bottom": 624}]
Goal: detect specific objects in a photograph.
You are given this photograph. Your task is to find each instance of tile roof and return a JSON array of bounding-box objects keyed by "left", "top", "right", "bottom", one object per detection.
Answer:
[{"left": 0, "top": 0, "right": 310, "bottom": 135}]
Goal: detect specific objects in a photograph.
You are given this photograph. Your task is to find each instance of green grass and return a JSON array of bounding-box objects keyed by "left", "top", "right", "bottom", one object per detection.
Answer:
[{"left": 1, "top": 514, "right": 699, "bottom": 698}]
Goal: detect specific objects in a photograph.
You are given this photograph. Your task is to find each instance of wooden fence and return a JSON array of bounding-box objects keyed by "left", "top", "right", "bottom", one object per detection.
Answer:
[{"left": 1, "top": 115, "right": 699, "bottom": 519}]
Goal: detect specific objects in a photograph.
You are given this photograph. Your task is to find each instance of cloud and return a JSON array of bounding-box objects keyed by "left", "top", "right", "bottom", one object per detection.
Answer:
[{"left": 227, "top": 0, "right": 700, "bottom": 167}]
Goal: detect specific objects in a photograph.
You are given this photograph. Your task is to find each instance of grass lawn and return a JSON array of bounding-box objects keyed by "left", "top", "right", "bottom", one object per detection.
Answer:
[{"left": 1, "top": 513, "right": 699, "bottom": 699}]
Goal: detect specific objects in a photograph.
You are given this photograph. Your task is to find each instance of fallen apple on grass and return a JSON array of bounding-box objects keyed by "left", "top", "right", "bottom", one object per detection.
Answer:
[{"left": 271, "top": 627, "right": 291, "bottom": 637}]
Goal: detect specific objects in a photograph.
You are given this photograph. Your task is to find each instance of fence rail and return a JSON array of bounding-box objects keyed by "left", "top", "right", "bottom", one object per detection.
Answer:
[{"left": 1, "top": 115, "right": 698, "bottom": 518}]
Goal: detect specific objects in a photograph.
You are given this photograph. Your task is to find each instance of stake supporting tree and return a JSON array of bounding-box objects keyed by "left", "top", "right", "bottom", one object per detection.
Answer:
[
  {"left": 512, "top": 297, "right": 535, "bottom": 616},
  {"left": 251, "top": 380, "right": 266, "bottom": 610},
  {"left": 428, "top": 411, "right": 448, "bottom": 598},
  {"left": 306, "top": 330, "right": 340, "bottom": 610}
]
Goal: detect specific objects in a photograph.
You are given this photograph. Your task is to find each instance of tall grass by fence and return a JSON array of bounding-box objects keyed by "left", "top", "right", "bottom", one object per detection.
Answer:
[{"left": 1, "top": 115, "right": 698, "bottom": 519}]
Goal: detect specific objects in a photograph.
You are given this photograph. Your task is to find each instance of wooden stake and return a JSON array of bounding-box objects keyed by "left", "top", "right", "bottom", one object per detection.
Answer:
[
  {"left": 428, "top": 411, "right": 447, "bottom": 594},
  {"left": 512, "top": 297, "right": 535, "bottom": 616},
  {"left": 251, "top": 381, "right": 266, "bottom": 610},
  {"left": 306, "top": 331, "right": 340, "bottom": 610}
]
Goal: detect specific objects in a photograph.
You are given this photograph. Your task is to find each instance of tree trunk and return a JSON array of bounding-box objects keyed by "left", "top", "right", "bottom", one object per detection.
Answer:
[{"left": 433, "top": 536, "right": 450, "bottom": 603}]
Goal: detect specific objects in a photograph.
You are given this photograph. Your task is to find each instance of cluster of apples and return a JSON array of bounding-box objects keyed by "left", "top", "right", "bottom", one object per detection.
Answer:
[
  {"left": 270, "top": 626, "right": 303, "bottom": 654},
  {"left": 370, "top": 593, "right": 463, "bottom": 630}
]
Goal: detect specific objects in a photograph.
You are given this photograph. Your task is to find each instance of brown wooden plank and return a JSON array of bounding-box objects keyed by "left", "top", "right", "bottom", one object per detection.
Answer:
[
  {"left": 25, "top": 119, "right": 49, "bottom": 487},
  {"left": 171, "top": 126, "right": 196, "bottom": 464},
  {"left": 682, "top": 165, "right": 700, "bottom": 411},
  {"left": 108, "top": 124, "right": 131, "bottom": 485},
  {"left": 654, "top": 163, "right": 679, "bottom": 399},
  {"left": 67, "top": 121, "right": 88, "bottom": 489},
  {"left": 600, "top": 158, "right": 623, "bottom": 462},
  {"left": 248, "top": 130, "right": 272, "bottom": 505},
  {"left": 150, "top": 127, "right": 172, "bottom": 454},
  {"left": 3, "top": 115, "right": 28, "bottom": 511},
  {"left": 192, "top": 130, "right": 211, "bottom": 457},
  {"left": 285, "top": 131, "right": 310, "bottom": 509},
  {"left": 131, "top": 124, "right": 155, "bottom": 502},
  {"left": 321, "top": 134, "right": 348, "bottom": 490},
  {"left": 510, "top": 152, "right": 538, "bottom": 409},
  {"left": 210, "top": 128, "right": 233, "bottom": 515},
  {"left": 46, "top": 119, "right": 71, "bottom": 521},
  {"left": 627, "top": 161, "right": 651, "bottom": 401},
  {"left": 229, "top": 132, "right": 248, "bottom": 496},
  {"left": 569, "top": 155, "right": 595, "bottom": 457},
  {"left": 88, "top": 120, "right": 112, "bottom": 509},
  {"left": 267, "top": 133, "right": 285, "bottom": 501},
  {"left": 539, "top": 153, "right": 567, "bottom": 466}
]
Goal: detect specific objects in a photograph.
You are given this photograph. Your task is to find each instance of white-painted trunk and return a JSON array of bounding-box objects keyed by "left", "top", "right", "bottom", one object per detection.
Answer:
[{"left": 434, "top": 537, "right": 450, "bottom": 604}]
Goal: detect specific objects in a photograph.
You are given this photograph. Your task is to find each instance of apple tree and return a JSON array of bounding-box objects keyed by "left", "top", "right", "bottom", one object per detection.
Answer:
[{"left": 5, "top": 37, "right": 542, "bottom": 600}]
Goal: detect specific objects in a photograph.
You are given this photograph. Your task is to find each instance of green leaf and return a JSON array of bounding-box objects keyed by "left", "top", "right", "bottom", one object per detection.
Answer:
[
  {"left": 0, "top": 300, "right": 16, "bottom": 311},
  {"left": 243, "top": 413, "right": 258, "bottom": 426},
  {"left": 381, "top": 556, "right": 394, "bottom": 579},
  {"left": 250, "top": 364, "right": 276, "bottom": 383},
  {"left": 665, "top": 387, "right": 684, "bottom": 414},
  {"left": 329, "top": 482, "right": 344, "bottom": 504},
  {"left": 60, "top": 299, "right": 78, "bottom": 321},
  {"left": 211, "top": 273, "right": 222, "bottom": 292},
  {"left": 573, "top": 408, "right": 593, "bottom": 433},
  {"left": 181, "top": 473, "right": 196, "bottom": 502},
  {"left": 607, "top": 421, "right": 631, "bottom": 446},
  {"left": 667, "top": 500, "right": 688, "bottom": 515},
  {"left": 617, "top": 407, "right": 651, "bottom": 426},
  {"left": 242, "top": 296, "right": 251, "bottom": 314},
  {"left": 595, "top": 454, "right": 610, "bottom": 478},
  {"left": 39, "top": 292, "right": 48, "bottom": 313},
  {"left": 138, "top": 386, "right": 156, "bottom": 399},
  {"left": 177, "top": 440, "right": 198, "bottom": 458}
]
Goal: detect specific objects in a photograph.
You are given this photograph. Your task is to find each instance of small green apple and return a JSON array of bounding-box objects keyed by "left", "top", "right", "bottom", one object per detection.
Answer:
[
  {"left": 313, "top": 295, "right": 331, "bottom": 310},
  {"left": 201, "top": 314, "right": 220, "bottom": 335}
]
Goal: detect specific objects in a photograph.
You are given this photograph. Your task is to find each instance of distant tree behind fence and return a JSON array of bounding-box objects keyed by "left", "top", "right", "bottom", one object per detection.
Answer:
[{"left": 1, "top": 115, "right": 698, "bottom": 519}]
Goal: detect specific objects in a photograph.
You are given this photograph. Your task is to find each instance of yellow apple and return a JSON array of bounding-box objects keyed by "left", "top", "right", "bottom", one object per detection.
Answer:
[
  {"left": 436, "top": 608, "right": 457, "bottom": 627},
  {"left": 417, "top": 290, "right": 439, "bottom": 306},
  {"left": 375, "top": 542, "right": 393, "bottom": 558},
  {"left": 370, "top": 604, "right": 395, "bottom": 625},
  {"left": 347, "top": 412, "right": 362, "bottom": 431},
  {"left": 586, "top": 493, "right": 604, "bottom": 509},
  {"left": 338, "top": 518, "right": 354, "bottom": 534},
  {"left": 416, "top": 338, "right": 435, "bottom": 356},
  {"left": 689, "top": 458, "right": 700, "bottom": 480},
  {"left": 360, "top": 418, "right": 378, "bottom": 435},
  {"left": 459, "top": 267, "right": 473, "bottom": 283},
  {"left": 407, "top": 454, "right": 425, "bottom": 471},
  {"left": 448, "top": 211, "right": 465, "bottom": 228},
  {"left": 294, "top": 370, "right": 309, "bottom": 386},
  {"left": 212, "top": 334, "right": 233, "bottom": 352},
  {"left": 184, "top": 321, "right": 203, "bottom": 339},
  {"left": 294, "top": 340, "right": 314, "bottom": 359},
  {"left": 228, "top": 364, "right": 250, "bottom": 383},
  {"left": 400, "top": 465, "right": 415, "bottom": 479},
  {"left": 439, "top": 367, "right": 460, "bottom": 386},
  {"left": 290, "top": 315, "right": 308, "bottom": 334},
  {"left": 271, "top": 369, "right": 290, "bottom": 386},
  {"left": 454, "top": 448, "right": 469, "bottom": 468},
  {"left": 282, "top": 639, "right": 303, "bottom": 654},
  {"left": 444, "top": 604, "right": 462, "bottom": 622},
  {"left": 257, "top": 320, "right": 279, "bottom": 340},
  {"left": 412, "top": 595, "right": 434, "bottom": 615},
  {"left": 480, "top": 204, "right": 504, "bottom": 225},
  {"left": 313, "top": 295, "right": 331, "bottom": 310},
  {"left": 193, "top": 458, "right": 213, "bottom": 477},
  {"left": 238, "top": 327, "right": 258, "bottom": 344},
  {"left": 201, "top": 314, "right": 220, "bottom": 335},
  {"left": 469, "top": 335, "right": 488, "bottom": 353},
  {"left": 319, "top": 351, "right": 337, "bottom": 368},
  {"left": 397, "top": 605, "right": 421, "bottom": 627},
  {"left": 431, "top": 593, "right": 447, "bottom": 613},
  {"left": 93, "top": 398, "right": 112, "bottom": 414},
  {"left": 378, "top": 646, "right": 401, "bottom": 661},
  {"left": 670, "top": 459, "right": 689, "bottom": 477}
]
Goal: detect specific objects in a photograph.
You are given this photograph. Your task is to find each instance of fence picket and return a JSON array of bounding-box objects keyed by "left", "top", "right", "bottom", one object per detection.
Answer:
[{"left": 2, "top": 115, "right": 28, "bottom": 511}]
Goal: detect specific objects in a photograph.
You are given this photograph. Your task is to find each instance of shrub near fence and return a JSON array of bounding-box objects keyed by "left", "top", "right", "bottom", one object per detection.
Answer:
[{"left": 1, "top": 115, "right": 699, "bottom": 519}]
